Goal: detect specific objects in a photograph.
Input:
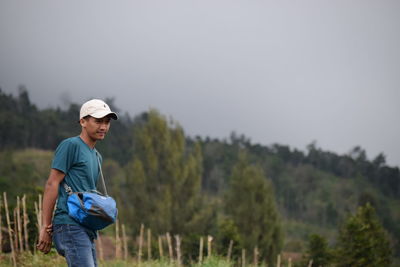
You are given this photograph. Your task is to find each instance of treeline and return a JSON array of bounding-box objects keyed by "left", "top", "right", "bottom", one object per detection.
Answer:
[
  {"left": 0, "top": 87, "right": 133, "bottom": 164},
  {"left": 1, "top": 88, "right": 399, "bottom": 198},
  {"left": 0, "top": 87, "right": 399, "bottom": 264}
]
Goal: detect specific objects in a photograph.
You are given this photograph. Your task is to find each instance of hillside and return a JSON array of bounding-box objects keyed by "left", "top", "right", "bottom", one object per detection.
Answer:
[{"left": 1, "top": 88, "right": 399, "bottom": 264}]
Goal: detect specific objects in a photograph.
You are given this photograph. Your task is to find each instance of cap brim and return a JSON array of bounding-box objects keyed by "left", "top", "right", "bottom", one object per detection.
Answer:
[{"left": 91, "top": 111, "right": 119, "bottom": 120}]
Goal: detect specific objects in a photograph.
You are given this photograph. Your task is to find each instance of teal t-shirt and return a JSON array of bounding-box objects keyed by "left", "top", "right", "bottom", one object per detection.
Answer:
[{"left": 51, "top": 136, "right": 102, "bottom": 237}]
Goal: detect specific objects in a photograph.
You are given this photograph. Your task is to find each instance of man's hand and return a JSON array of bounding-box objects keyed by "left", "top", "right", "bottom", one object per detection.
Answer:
[
  {"left": 46, "top": 224, "right": 53, "bottom": 235},
  {"left": 38, "top": 168, "right": 65, "bottom": 254},
  {"left": 37, "top": 226, "right": 52, "bottom": 254}
]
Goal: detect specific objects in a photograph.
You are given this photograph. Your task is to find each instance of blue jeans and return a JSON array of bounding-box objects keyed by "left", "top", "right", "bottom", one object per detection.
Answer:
[{"left": 53, "top": 224, "right": 97, "bottom": 267}]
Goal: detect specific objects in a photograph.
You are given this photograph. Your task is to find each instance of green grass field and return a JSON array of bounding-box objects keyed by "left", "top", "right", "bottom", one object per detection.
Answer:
[{"left": 0, "top": 252, "right": 235, "bottom": 267}]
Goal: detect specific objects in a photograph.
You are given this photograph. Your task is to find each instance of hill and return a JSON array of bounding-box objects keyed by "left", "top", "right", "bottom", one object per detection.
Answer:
[{"left": 1, "top": 87, "right": 399, "bottom": 263}]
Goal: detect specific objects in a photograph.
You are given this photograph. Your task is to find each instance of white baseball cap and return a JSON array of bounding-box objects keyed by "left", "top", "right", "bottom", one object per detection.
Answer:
[{"left": 79, "top": 99, "right": 118, "bottom": 120}]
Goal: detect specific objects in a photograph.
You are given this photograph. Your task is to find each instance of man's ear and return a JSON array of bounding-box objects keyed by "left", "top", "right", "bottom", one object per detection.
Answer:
[{"left": 79, "top": 118, "right": 87, "bottom": 127}]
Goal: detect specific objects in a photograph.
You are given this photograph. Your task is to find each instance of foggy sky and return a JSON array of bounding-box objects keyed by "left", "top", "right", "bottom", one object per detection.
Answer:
[{"left": 1, "top": 0, "right": 399, "bottom": 167}]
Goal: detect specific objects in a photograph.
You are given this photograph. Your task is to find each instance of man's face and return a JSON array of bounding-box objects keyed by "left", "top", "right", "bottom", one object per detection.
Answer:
[{"left": 81, "top": 116, "right": 111, "bottom": 141}]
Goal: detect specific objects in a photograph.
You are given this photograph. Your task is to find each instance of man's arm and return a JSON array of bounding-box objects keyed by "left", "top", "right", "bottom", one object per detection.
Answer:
[{"left": 37, "top": 168, "right": 65, "bottom": 254}]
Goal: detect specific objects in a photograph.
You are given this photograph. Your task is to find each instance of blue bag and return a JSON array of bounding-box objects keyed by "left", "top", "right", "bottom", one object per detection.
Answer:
[
  {"left": 63, "top": 154, "right": 118, "bottom": 231},
  {"left": 66, "top": 191, "right": 117, "bottom": 230}
]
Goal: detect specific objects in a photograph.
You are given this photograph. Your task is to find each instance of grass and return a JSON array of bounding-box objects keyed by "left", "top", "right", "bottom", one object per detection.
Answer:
[
  {"left": 192, "top": 257, "right": 233, "bottom": 267},
  {"left": 0, "top": 252, "right": 233, "bottom": 267},
  {"left": 0, "top": 250, "right": 66, "bottom": 267}
]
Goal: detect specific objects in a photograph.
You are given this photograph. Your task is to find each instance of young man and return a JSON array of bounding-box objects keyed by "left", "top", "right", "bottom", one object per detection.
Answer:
[{"left": 37, "top": 99, "right": 118, "bottom": 267}]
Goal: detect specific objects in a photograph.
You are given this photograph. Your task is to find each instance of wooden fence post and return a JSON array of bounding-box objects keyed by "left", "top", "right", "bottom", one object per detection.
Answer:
[
  {"left": 147, "top": 228, "right": 152, "bottom": 260},
  {"left": 198, "top": 236, "right": 203, "bottom": 264},
  {"left": 241, "top": 248, "right": 246, "bottom": 267},
  {"left": 38, "top": 194, "right": 42, "bottom": 229},
  {"left": 166, "top": 232, "right": 173, "bottom": 263},
  {"left": 158, "top": 235, "right": 163, "bottom": 259},
  {"left": 3, "top": 192, "right": 17, "bottom": 267},
  {"left": 207, "top": 235, "right": 213, "bottom": 259},
  {"left": 122, "top": 224, "right": 128, "bottom": 261},
  {"left": 227, "top": 240, "right": 233, "bottom": 262},
  {"left": 22, "top": 194, "right": 29, "bottom": 251},
  {"left": 276, "top": 254, "right": 281, "bottom": 267},
  {"left": 13, "top": 208, "right": 18, "bottom": 252},
  {"left": 175, "top": 235, "right": 181, "bottom": 267},
  {"left": 17, "top": 196, "right": 23, "bottom": 252},
  {"left": 138, "top": 224, "right": 144, "bottom": 266},
  {"left": 97, "top": 232, "right": 104, "bottom": 261},
  {"left": 34, "top": 194, "right": 42, "bottom": 236},
  {"left": 115, "top": 220, "right": 121, "bottom": 260},
  {"left": 253, "top": 246, "right": 258, "bottom": 266}
]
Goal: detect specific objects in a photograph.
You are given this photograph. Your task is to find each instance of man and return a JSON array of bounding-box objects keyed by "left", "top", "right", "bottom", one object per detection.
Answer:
[{"left": 37, "top": 99, "right": 118, "bottom": 267}]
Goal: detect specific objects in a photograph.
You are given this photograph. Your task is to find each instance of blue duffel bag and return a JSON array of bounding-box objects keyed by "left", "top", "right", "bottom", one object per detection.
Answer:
[
  {"left": 66, "top": 190, "right": 117, "bottom": 230},
  {"left": 63, "top": 155, "right": 118, "bottom": 231}
]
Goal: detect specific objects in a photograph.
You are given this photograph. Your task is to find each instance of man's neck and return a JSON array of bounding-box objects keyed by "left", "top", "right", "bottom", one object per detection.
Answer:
[{"left": 79, "top": 133, "right": 96, "bottom": 149}]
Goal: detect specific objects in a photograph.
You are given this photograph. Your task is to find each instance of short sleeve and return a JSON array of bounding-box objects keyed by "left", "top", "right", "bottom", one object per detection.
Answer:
[{"left": 51, "top": 139, "right": 77, "bottom": 174}]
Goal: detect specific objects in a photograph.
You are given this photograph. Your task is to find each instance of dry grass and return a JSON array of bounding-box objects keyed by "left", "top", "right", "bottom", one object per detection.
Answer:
[{"left": 0, "top": 252, "right": 233, "bottom": 267}]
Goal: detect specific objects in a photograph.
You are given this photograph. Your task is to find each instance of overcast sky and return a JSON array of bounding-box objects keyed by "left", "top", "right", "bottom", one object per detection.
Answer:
[{"left": 1, "top": 0, "right": 399, "bottom": 167}]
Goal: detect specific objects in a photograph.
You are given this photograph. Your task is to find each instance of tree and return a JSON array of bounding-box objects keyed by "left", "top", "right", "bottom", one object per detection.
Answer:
[
  {"left": 215, "top": 217, "right": 243, "bottom": 259},
  {"left": 124, "top": 109, "right": 205, "bottom": 236},
  {"left": 224, "top": 152, "right": 282, "bottom": 265},
  {"left": 372, "top": 153, "right": 386, "bottom": 168},
  {"left": 335, "top": 203, "right": 392, "bottom": 266},
  {"left": 300, "top": 234, "right": 332, "bottom": 267}
]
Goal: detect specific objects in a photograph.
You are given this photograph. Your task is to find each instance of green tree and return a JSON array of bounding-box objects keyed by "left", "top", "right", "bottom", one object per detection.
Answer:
[
  {"left": 215, "top": 217, "right": 243, "bottom": 259},
  {"left": 300, "top": 234, "right": 332, "bottom": 267},
  {"left": 124, "top": 109, "right": 205, "bottom": 236},
  {"left": 335, "top": 203, "right": 392, "bottom": 267},
  {"left": 224, "top": 152, "right": 282, "bottom": 266}
]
